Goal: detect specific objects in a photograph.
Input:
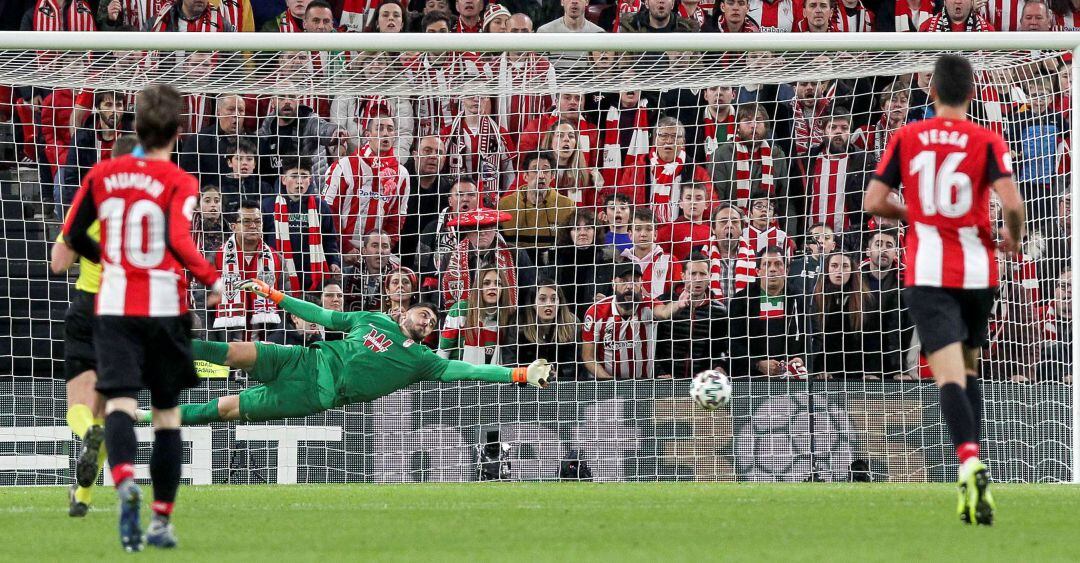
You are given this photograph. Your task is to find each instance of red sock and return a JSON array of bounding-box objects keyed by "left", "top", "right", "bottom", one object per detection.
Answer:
[
  {"left": 151, "top": 501, "right": 174, "bottom": 517},
  {"left": 957, "top": 442, "right": 979, "bottom": 464},
  {"left": 110, "top": 463, "right": 134, "bottom": 486}
]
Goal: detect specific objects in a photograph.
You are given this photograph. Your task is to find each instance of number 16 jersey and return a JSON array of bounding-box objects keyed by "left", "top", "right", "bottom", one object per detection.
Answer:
[
  {"left": 62, "top": 155, "right": 221, "bottom": 317},
  {"left": 871, "top": 116, "right": 1013, "bottom": 289}
]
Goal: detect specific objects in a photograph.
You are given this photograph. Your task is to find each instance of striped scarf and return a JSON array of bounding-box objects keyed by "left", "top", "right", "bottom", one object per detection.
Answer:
[
  {"left": 339, "top": 0, "right": 375, "bottom": 31},
  {"left": 833, "top": 0, "right": 873, "bottom": 31},
  {"left": 734, "top": 141, "right": 774, "bottom": 209},
  {"left": 273, "top": 194, "right": 327, "bottom": 292},
  {"left": 678, "top": 2, "right": 705, "bottom": 26},
  {"left": 702, "top": 236, "right": 756, "bottom": 301},
  {"left": 275, "top": 10, "right": 303, "bottom": 32},
  {"left": 649, "top": 148, "right": 686, "bottom": 224},
  {"left": 442, "top": 237, "right": 518, "bottom": 308},
  {"left": 214, "top": 235, "right": 282, "bottom": 328},
  {"left": 759, "top": 292, "right": 785, "bottom": 319},
  {"left": 601, "top": 100, "right": 650, "bottom": 198},
  {"left": 150, "top": 1, "right": 230, "bottom": 31},
  {"left": 33, "top": 0, "right": 96, "bottom": 31},
  {"left": 894, "top": 0, "right": 933, "bottom": 30},
  {"left": 791, "top": 86, "right": 833, "bottom": 156},
  {"left": 715, "top": 15, "right": 761, "bottom": 32},
  {"left": 446, "top": 114, "right": 509, "bottom": 207},
  {"left": 926, "top": 11, "right": 993, "bottom": 31}
]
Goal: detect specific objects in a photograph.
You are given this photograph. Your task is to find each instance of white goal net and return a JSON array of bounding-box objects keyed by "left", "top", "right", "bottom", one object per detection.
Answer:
[{"left": 1, "top": 32, "right": 1076, "bottom": 484}]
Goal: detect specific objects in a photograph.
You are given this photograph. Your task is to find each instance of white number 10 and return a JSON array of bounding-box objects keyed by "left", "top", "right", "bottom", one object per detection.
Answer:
[
  {"left": 910, "top": 151, "right": 973, "bottom": 218},
  {"left": 99, "top": 197, "right": 167, "bottom": 268}
]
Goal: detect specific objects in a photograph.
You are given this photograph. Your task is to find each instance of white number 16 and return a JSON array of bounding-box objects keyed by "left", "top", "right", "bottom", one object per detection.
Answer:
[{"left": 910, "top": 150, "right": 973, "bottom": 218}]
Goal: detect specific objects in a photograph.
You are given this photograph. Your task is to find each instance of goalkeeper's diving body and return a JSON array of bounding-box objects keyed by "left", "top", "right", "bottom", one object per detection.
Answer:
[{"left": 159, "top": 280, "right": 553, "bottom": 425}]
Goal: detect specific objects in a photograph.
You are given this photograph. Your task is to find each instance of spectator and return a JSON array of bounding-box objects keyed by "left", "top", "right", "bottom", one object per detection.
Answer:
[
  {"left": 257, "top": 88, "right": 344, "bottom": 185},
  {"left": 219, "top": 138, "right": 272, "bottom": 214},
  {"left": 1036, "top": 268, "right": 1072, "bottom": 383},
  {"left": 490, "top": 17, "right": 556, "bottom": 142},
  {"left": 790, "top": 78, "right": 835, "bottom": 163},
  {"left": 1050, "top": 0, "right": 1080, "bottom": 29},
  {"left": 408, "top": 12, "right": 463, "bottom": 136},
  {"left": 554, "top": 209, "right": 608, "bottom": 318},
  {"left": 400, "top": 135, "right": 451, "bottom": 269},
  {"left": 324, "top": 113, "right": 411, "bottom": 254},
  {"left": 321, "top": 281, "right": 345, "bottom": 311},
  {"left": 804, "top": 107, "right": 873, "bottom": 239},
  {"left": 303, "top": 0, "right": 336, "bottom": 33},
  {"left": 179, "top": 94, "right": 251, "bottom": 188},
  {"left": 148, "top": 0, "right": 235, "bottom": 30},
  {"left": 439, "top": 267, "right": 514, "bottom": 364},
  {"left": 656, "top": 252, "right": 729, "bottom": 379},
  {"left": 630, "top": 117, "right": 713, "bottom": 222},
  {"left": 895, "top": 0, "right": 934, "bottom": 30},
  {"left": 788, "top": 222, "right": 837, "bottom": 304},
  {"left": 453, "top": 0, "right": 484, "bottom": 31},
  {"left": 860, "top": 229, "right": 908, "bottom": 379},
  {"left": 543, "top": 119, "right": 601, "bottom": 207},
  {"left": 620, "top": 0, "right": 701, "bottom": 31},
  {"left": 1039, "top": 191, "right": 1071, "bottom": 297},
  {"left": 810, "top": 253, "right": 867, "bottom": 379},
  {"left": 1009, "top": 73, "right": 1068, "bottom": 227},
  {"left": 367, "top": 0, "right": 408, "bottom": 31},
  {"left": 727, "top": 247, "right": 807, "bottom": 378},
  {"left": 383, "top": 266, "right": 419, "bottom": 321},
  {"left": 330, "top": 91, "right": 414, "bottom": 161},
  {"left": 518, "top": 92, "right": 600, "bottom": 171},
  {"left": 445, "top": 95, "right": 517, "bottom": 205},
  {"left": 504, "top": 279, "right": 580, "bottom": 380},
  {"left": 536, "top": 0, "right": 604, "bottom": 72},
  {"left": 748, "top": 0, "right": 803, "bottom": 31},
  {"left": 600, "top": 192, "right": 634, "bottom": 257},
  {"left": 598, "top": 90, "right": 654, "bottom": 193},
  {"left": 59, "top": 91, "right": 124, "bottom": 211},
  {"left": 342, "top": 230, "right": 401, "bottom": 312},
  {"left": 656, "top": 182, "right": 714, "bottom": 262},
  {"left": 481, "top": 2, "right": 510, "bottom": 31},
  {"left": 30, "top": 0, "right": 96, "bottom": 31},
  {"left": 794, "top": 0, "right": 837, "bottom": 31},
  {"left": 262, "top": 0, "right": 307, "bottom": 31},
  {"left": 988, "top": 0, "right": 1032, "bottom": 30},
  {"left": 405, "top": 0, "right": 450, "bottom": 30},
  {"left": 679, "top": 0, "right": 707, "bottom": 25},
  {"left": 710, "top": 104, "right": 791, "bottom": 212},
  {"left": 503, "top": 0, "right": 563, "bottom": 30},
  {"left": 834, "top": 0, "right": 874, "bottom": 30},
  {"left": 742, "top": 190, "right": 795, "bottom": 255},
  {"left": 261, "top": 157, "right": 341, "bottom": 293},
  {"left": 695, "top": 86, "right": 737, "bottom": 163},
  {"left": 97, "top": 0, "right": 147, "bottom": 30},
  {"left": 269, "top": 311, "right": 326, "bottom": 346},
  {"left": 621, "top": 206, "right": 684, "bottom": 299},
  {"left": 508, "top": 11, "right": 534, "bottom": 31},
  {"left": 985, "top": 196, "right": 1040, "bottom": 382},
  {"left": 193, "top": 185, "right": 228, "bottom": 255},
  {"left": 498, "top": 151, "right": 576, "bottom": 252},
  {"left": 705, "top": 0, "right": 762, "bottom": 31},
  {"left": 211, "top": 200, "right": 292, "bottom": 341},
  {"left": 702, "top": 203, "right": 756, "bottom": 302},
  {"left": 852, "top": 81, "right": 912, "bottom": 161},
  {"left": 418, "top": 178, "right": 481, "bottom": 280},
  {"left": 441, "top": 207, "right": 536, "bottom": 308},
  {"left": 580, "top": 263, "right": 690, "bottom": 380},
  {"left": 919, "top": 0, "right": 995, "bottom": 30}
]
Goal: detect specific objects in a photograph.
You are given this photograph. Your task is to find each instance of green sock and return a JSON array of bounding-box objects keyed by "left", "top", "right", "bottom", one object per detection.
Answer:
[
  {"left": 180, "top": 399, "right": 221, "bottom": 425},
  {"left": 192, "top": 339, "right": 229, "bottom": 365}
]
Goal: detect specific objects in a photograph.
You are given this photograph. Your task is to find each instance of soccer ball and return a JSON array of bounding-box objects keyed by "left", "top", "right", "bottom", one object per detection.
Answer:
[{"left": 690, "top": 370, "right": 732, "bottom": 410}]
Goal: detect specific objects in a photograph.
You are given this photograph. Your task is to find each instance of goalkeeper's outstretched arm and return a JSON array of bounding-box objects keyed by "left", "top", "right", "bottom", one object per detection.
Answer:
[{"left": 435, "top": 358, "right": 554, "bottom": 388}]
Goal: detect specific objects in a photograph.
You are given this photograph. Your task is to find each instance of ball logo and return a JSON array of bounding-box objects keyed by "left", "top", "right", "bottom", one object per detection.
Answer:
[{"left": 583, "top": 314, "right": 594, "bottom": 332}]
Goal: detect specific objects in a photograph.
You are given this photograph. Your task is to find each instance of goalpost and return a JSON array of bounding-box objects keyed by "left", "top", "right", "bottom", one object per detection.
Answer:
[{"left": 0, "top": 31, "right": 1077, "bottom": 485}]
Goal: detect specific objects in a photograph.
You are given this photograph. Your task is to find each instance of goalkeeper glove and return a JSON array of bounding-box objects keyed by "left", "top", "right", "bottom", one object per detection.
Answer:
[
  {"left": 512, "top": 359, "right": 554, "bottom": 388},
  {"left": 237, "top": 279, "right": 284, "bottom": 304}
]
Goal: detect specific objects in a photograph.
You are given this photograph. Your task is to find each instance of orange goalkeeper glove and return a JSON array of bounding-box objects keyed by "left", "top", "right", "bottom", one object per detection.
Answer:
[
  {"left": 237, "top": 279, "right": 284, "bottom": 304},
  {"left": 511, "top": 359, "right": 553, "bottom": 388}
]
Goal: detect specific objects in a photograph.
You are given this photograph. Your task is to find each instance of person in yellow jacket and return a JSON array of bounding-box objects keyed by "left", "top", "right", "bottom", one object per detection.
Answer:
[{"left": 498, "top": 152, "right": 576, "bottom": 249}]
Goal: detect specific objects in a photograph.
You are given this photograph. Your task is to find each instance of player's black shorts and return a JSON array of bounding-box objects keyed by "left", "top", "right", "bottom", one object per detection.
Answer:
[
  {"left": 903, "top": 286, "right": 997, "bottom": 356},
  {"left": 95, "top": 315, "right": 197, "bottom": 409},
  {"left": 62, "top": 289, "right": 97, "bottom": 381}
]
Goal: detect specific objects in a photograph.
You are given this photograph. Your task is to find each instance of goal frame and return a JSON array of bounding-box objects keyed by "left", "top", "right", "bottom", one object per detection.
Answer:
[{"left": 2, "top": 30, "right": 1078, "bottom": 482}]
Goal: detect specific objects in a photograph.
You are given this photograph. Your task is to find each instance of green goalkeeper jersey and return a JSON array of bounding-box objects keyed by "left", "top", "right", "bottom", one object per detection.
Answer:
[{"left": 279, "top": 296, "right": 514, "bottom": 408}]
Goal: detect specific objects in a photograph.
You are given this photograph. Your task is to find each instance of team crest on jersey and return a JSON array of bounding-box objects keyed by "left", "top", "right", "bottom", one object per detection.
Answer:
[
  {"left": 583, "top": 314, "right": 594, "bottom": 332},
  {"left": 38, "top": 3, "right": 55, "bottom": 16},
  {"left": 362, "top": 328, "right": 392, "bottom": 353}
]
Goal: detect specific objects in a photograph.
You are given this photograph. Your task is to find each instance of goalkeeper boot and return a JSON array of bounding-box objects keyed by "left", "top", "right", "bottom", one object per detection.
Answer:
[
  {"left": 116, "top": 480, "right": 144, "bottom": 552},
  {"left": 67, "top": 485, "right": 88, "bottom": 518},
  {"left": 146, "top": 516, "right": 178, "bottom": 549},
  {"left": 959, "top": 458, "right": 995, "bottom": 526},
  {"left": 76, "top": 424, "right": 104, "bottom": 488}
]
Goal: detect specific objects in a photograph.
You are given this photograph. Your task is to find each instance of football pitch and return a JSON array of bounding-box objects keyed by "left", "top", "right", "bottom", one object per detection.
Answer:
[{"left": 1, "top": 483, "right": 1077, "bottom": 561}]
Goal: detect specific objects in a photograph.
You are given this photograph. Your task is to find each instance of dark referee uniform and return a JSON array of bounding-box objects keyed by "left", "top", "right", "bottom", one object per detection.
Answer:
[{"left": 57, "top": 221, "right": 101, "bottom": 380}]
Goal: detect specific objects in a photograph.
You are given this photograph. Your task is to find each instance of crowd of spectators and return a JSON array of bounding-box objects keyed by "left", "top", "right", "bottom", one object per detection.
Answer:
[{"left": 5, "top": 0, "right": 1077, "bottom": 383}]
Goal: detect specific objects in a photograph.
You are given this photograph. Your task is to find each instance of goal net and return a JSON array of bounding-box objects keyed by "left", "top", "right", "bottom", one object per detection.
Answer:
[{"left": 0, "top": 33, "right": 1076, "bottom": 484}]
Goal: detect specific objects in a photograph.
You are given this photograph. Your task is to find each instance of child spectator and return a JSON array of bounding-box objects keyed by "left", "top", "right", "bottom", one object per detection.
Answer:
[
  {"left": 219, "top": 138, "right": 272, "bottom": 215},
  {"left": 599, "top": 192, "right": 634, "bottom": 257},
  {"left": 261, "top": 157, "right": 341, "bottom": 293},
  {"left": 727, "top": 247, "right": 807, "bottom": 378},
  {"left": 742, "top": 190, "right": 796, "bottom": 255},
  {"left": 656, "top": 253, "right": 729, "bottom": 379},
  {"left": 504, "top": 279, "right": 580, "bottom": 381},
  {"left": 810, "top": 253, "right": 867, "bottom": 379},
  {"left": 193, "top": 185, "right": 228, "bottom": 255},
  {"left": 621, "top": 207, "right": 683, "bottom": 299},
  {"left": 789, "top": 222, "right": 837, "bottom": 305},
  {"left": 439, "top": 267, "right": 514, "bottom": 365},
  {"left": 656, "top": 182, "right": 714, "bottom": 262}
]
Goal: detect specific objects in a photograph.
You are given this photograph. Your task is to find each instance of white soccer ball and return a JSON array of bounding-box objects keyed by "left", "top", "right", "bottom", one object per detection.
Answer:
[{"left": 690, "top": 369, "right": 732, "bottom": 410}]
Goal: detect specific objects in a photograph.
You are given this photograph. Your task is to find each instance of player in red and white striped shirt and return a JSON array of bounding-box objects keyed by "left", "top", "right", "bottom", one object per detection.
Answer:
[
  {"left": 865, "top": 55, "right": 1025, "bottom": 527},
  {"left": 61, "top": 84, "right": 223, "bottom": 551},
  {"left": 581, "top": 263, "right": 690, "bottom": 380}
]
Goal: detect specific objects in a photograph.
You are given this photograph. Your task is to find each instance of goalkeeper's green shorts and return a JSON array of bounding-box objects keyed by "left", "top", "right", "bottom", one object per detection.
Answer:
[{"left": 238, "top": 342, "right": 326, "bottom": 422}]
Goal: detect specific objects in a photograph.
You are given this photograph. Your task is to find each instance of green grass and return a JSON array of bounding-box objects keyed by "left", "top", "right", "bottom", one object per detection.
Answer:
[{"left": 1, "top": 483, "right": 1078, "bottom": 561}]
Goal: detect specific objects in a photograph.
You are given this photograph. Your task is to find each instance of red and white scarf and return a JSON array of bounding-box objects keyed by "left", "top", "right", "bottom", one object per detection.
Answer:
[
  {"left": 442, "top": 237, "right": 518, "bottom": 307},
  {"left": 715, "top": 15, "right": 762, "bottom": 31},
  {"left": 273, "top": 194, "right": 328, "bottom": 292},
  {"left": 494, "top": 53, "right": 555, "bottom": 138},
  {"left": 275, "top": 10, "right": 303, "bottom": 32},
  {"left": 214, "top": 235, "right": 282, "bottom": 328},
  {"left": 923, "top": 11, "right": 994, "bottom": 31},
  {"left": 356, "top": 95, "right": 393, "bottom": 136},
  {"left": 791, "top": 86, "right": 833, "bottom": 156},
  {"left": 336, "top": 143, "right": 402, "bottom": 242},
  {"left": 33, "top": 0, "right": 96, "bottom": 31},
  {"left": 894, "top": 0, "right": 933, "bottom": 31},
  {"left": 678, "top": 2, "right": 706, "bottom": 26},
  {"left": 793, "top": 17, "right": 839, "bottom": 32},
  {"left": 446, "top": 114, "right": 512, "bottom": 206},
  {"left": 150, "top": 1, "right": 230, "bottom": 31},
  {"left": 703, "top": 108, "right": 735, "bottom": 159},
  {"left": 1055, "top": 8, "right": 1080, "bottom": 30},
  {"left": 649, "top": 148, "right": 686, "bottom": 224},
  {"left": 601, "top": 99, "right": 650, "bottom": 196},
  {"left": 808, "top": 152, "right": 850, "bottom": 233},
  {"left": 833, "top": 0, "right": 873, "bottom": 31},
  {"left": 1040, "top": 305, "right": 1063, "bottom": 341},
  {"left": 702, "top": 236, "right": 757, "bottom": 301},
  {"left": 857, "top": 115, "right": 895, "bottom": 160},
  {"left": 734, "top": 141, "right": 774, "bottom": 209}
]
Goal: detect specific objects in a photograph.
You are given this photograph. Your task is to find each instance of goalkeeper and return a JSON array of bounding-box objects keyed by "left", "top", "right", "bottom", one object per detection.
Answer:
[{"left": 149, "top": 280, "right": 553, "bottom": 425}]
